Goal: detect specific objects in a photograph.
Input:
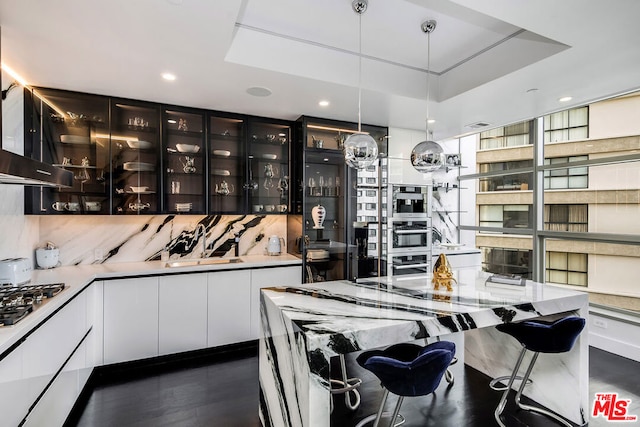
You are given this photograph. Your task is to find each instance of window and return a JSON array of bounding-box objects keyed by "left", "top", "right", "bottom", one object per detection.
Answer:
[
  {"left": 480, "top": 121, "right": 531, "bottom": 149},
  {"left": 481, "top": 247, "right": 531, "bottom": 278},
  {"left": 544, "top": 156, "right": 588, "bottom": 189},
  {"left": 479, "top": 160, "right": 533, "bottom": 192},
  {"left": 544, "top": 106, "right": 588, "bottom": 143},
  {"left": 366, "top": 190, "right": 376, "bottom": 197},
  {"left": 545, "top": 252, "right": 587, "bottom": 286},
  {"left": 479, "top": 205, "right": 531, "bottom": 229},
  {"left": 544, "top": 205, "right": 588, "bottom": 232}
]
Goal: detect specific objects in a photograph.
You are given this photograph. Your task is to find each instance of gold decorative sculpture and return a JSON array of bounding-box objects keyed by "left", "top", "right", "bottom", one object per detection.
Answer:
[{"left": 432, "top": 253, "right": 457, "bottom": 291}]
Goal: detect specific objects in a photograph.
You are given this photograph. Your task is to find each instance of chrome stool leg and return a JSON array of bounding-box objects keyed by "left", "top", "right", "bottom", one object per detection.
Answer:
[
  {"left": 330, "top": 354, "right": 362, "bottom": 412},
  {"left": 354, "top": 389, "right": 406, "bottom": 427},
  {"left": 515, "top": 352, "right": 574, "bottom": 427},
  {"left": 494, "top": 346, "right": 528, "bottom": 427}
]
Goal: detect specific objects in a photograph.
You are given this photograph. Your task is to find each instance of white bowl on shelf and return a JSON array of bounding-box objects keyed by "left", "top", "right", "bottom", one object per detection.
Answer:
[
  {"left": 213, "top": 149, "right": 231, "bottom": 157},
  {"left": 176, "top": 143, "right": 200, "bottom": 153},
  {"left": 123, "top": 162, "right": 155, "bottom": 171},
  {"left": 130, "top": 186, "right": 149, "bottom": 193},
  {"left": 60, "top": 135, "right": 91, "bottom": 144},
  {"left": 212, "top": 169, "right": 230, "bottom": 176},
  {"left": 126, "top": 140, "right": 152, "bottom": 149}
]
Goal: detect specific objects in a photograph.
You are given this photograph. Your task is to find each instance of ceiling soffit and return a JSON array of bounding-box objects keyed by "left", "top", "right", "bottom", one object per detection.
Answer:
[{"left": 227, "top": 0, "right": 569, "bottom": 102}]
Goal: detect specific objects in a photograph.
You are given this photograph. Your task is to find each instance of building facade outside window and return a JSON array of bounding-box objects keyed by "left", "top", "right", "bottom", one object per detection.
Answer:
[
  {"left": 546, "top": 251, "right": 588, "bottom": 286},
  {"left": 544, "top": 156, "right": 588, "bottom": 189},
  {"left": 459, "top": 99, "right": 640, "bottom": 314}
]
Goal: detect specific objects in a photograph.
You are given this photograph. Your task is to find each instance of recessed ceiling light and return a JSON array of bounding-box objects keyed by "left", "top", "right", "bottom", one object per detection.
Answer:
[
  {"left": 246, "top": 86, "right": 272, "bottom": 97},
  {"left": 427, "top": 119, "right": 436, "bottom": 124},
  {"left": 559, "top": 96, "right": 572, "bottom": 102},
  {"left": 161, "top": 73, "right": 176, "bottom": 81},
  {"left": 319, "top": 100, "right": 330, "bottom": 107}
]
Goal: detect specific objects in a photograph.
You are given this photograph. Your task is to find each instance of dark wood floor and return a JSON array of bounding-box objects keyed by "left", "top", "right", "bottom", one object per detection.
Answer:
[{"left": 69, "top": 347, "right": 640, "bottom": 427}]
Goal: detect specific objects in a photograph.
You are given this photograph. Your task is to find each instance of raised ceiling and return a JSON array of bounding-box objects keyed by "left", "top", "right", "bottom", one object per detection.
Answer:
[{"left": 1, "top": 0, "right": 640, "bottom": 141}]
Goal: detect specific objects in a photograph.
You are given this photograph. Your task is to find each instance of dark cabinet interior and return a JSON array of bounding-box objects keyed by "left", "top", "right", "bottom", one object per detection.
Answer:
[
  {"left": 25, "top": 88, "right": 110, "bottom": 214},
  {"left": 209, "top": 114, "right": 246, "bottom": 214},
  {"left": 23, "top": 88, "right": 293, "bottom": 216},
  {"left": 292, "top": 116, "right": 388, "bottom": 283},
  {"left": 111, "top": 100, "right": 161, "bottom": 214},
  {"left": 247, "top": 118, "right": 290, "bottom": 215},
  {"left": 163, "top": 108, "right": 206, "bottom": 214}
]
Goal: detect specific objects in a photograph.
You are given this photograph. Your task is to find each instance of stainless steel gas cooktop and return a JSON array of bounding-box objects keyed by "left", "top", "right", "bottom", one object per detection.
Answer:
[{"left": 0, "top": 283, "right": 65, "bottom": 326}]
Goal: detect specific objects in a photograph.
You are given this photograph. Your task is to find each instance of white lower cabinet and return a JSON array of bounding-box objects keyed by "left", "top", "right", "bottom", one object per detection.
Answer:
[
  {"left": 103, "top": 276, "right": 159, "bottom": 364},
  {"left": 159, "top": 273, "right": 208, "bottom": 355},
  {"left": 207, "top": 270, "right": 252, "bottom": 346},
  {"left": 23, "top": 331, "right": 91, "bottom": 427},
  {"left": 250, "top": 266, "right": 302, "bottom": 339},
  {"left": 0, "top": 284, "right": 95, "bottom": 426},
  {"left": 0, "top": 343, "right": 26, "bottom": 426}
]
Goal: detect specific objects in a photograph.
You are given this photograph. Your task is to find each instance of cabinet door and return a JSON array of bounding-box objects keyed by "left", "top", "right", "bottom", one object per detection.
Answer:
[
  {"left": 159, "top": 273, "right": 208, "bottom": 355},
  {"left": 163, "top": 108, "right": 206, "bottom": 214},
  {"left": 250, "top": 266, "right": 302, "bottom": 339},
  {"left": 103, "top": 277, "right": 159, "bottom": 364},
  {"left": 209, "top": 113, "right": 246, "bottom": 214},
  {"left": 207, "top": 270, "right": 252, "bottom": 347},
  {"left": 25, "top": 88, "right": 110, "bottom": 214},
  {"left": 247, "top": 118, "right": 291, "bottom": 215},
  {"left": 110, "top": 99, "right": 161, "bottom": 214},
  {"left": 0, "top": 344, "right": 27, "bottom": 426},
  {"left": 23, "top": 333, "right": 89, "bottom": 427}
]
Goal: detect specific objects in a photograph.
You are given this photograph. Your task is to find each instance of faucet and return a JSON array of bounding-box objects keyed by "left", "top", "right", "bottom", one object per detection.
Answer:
[
  {"left": 234, "top": 232, "right": 240, "bottom": 257},
  {"left": 194, "top": 224, "right": 207, "bottom": 258}
]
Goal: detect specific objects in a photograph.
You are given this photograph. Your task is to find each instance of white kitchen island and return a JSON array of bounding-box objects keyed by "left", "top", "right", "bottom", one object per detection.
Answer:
[{"left": 259, "top": 268, "right": 589, "bottom": 427}]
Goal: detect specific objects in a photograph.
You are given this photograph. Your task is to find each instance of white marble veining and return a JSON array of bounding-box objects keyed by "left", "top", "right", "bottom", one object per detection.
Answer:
[
  {"left": 259, "top": 269, "right": 589, "bottom": 427},
  {"left": 38, "top": 214, "right": 287, "bottom": 266}
]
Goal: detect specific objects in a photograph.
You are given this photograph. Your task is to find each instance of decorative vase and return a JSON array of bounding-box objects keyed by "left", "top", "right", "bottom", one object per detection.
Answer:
[{"left": 311, "top": 204, "right": 326, "bottom": 229}]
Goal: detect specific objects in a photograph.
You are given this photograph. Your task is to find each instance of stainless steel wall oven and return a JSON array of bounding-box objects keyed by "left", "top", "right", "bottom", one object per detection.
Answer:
[{"left": 386, "top": 184, "right": 433, "bottom": 276}]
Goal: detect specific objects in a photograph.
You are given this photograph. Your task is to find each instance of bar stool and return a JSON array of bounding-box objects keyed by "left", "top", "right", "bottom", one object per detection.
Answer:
[
  {"left": 355, "top": 341, "right": 456, "bottom": 427},
  {"left": 330, "top": 354, "right": 362, "bottom": 412},
  {"left": 493, "top": 316, "right": 586, "bottom": 427}
]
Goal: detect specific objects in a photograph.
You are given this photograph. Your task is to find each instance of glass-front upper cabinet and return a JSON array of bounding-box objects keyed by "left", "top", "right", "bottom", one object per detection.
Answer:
[
  {"left": 110, "top": 100, "right": 161, "bottom": 214},
  {"left": 163, "top": 108, "right": 206, "bottom": 214},
  {"left": 247, "top": 118, "right": 291, "bottom": 215},
  {"left": 209, "top": 113, "right": 246, "bottom": 214},
  {"left": 27, "top": 88, "right": 110, "bottom": 214}
]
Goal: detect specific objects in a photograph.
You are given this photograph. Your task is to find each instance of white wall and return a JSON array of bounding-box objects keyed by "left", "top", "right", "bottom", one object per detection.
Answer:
[
  {"left": 589, "top": 308, "right": 640, "bottom": 362},
  {"left": 589, "top": 93, "right": 640, "bottom": 139}
]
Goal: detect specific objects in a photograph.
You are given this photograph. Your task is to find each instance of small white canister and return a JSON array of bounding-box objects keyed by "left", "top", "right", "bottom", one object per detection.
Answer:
[{"left": 35, "top": 241, "right": 60, "bottom": 269}]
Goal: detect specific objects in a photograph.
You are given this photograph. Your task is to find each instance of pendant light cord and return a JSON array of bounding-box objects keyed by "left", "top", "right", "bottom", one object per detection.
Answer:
[
  {"left": 358, "top": 11, "right": 363, "bottom": 133},
  {"left": 426, "top": 30, "right": 431, "bottom": 139}
]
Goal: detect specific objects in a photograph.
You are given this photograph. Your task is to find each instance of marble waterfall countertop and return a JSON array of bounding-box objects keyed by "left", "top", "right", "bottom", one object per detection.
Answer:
[
  {"left": 259, "top": 269, "right": 589, "bottom": 427},
  {"left": 0, "top": 254, "right": 301, "bottom": 356}
]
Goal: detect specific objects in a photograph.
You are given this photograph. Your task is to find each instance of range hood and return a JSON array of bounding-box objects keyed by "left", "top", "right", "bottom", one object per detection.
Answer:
[{"left": 0, "top": 149, "right": 73, "bottom": 187}]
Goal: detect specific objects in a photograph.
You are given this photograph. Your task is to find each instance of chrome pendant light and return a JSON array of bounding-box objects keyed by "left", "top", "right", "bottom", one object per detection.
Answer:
[
  {"left": 411, "top": 19, "right": 445, "bottom": 173},
  {"left": 344, "top": 0, "right": 378, "bottom": 170}
]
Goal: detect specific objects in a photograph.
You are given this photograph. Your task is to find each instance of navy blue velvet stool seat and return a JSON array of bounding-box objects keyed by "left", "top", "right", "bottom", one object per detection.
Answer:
[
  {"left": 493, "top": 316, "right": 586, "bottom": 427},
  {"left": 355, "top": 341, "right": 456, "bottom": 427}
]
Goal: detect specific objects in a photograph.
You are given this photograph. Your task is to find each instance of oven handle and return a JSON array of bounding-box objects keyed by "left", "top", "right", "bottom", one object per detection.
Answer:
[
  {"left": 394, "top": 229, "right": 430, "bottom": 234},
  {"left": 394, "top": 263, "right": 430, "bottom": 270}
]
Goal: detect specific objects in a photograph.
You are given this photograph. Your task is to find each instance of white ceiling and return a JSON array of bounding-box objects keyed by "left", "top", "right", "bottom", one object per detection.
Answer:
[{"left": 1, "top": 0, "right": 640, "bottom": 142}]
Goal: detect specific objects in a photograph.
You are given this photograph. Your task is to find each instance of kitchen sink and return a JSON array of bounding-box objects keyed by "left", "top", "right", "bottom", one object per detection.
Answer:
[{"left": 165, "top": 257, "right": 243, "bottom": 268}]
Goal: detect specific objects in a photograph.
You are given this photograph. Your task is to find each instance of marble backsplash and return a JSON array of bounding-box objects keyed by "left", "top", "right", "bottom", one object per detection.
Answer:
[
  {"left": 0, "top": 186, "right": 40, "bottom": 262},
  {"left": 37, "top": 214, "right": 287, "bottom": 266}
]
